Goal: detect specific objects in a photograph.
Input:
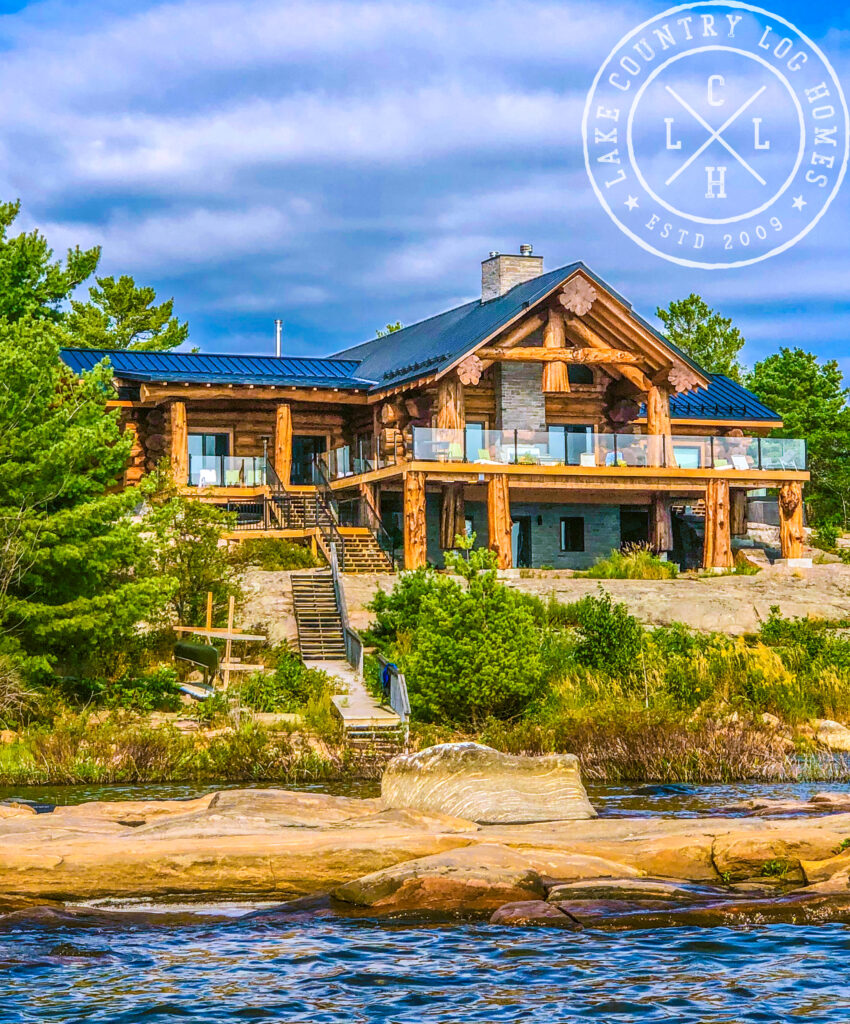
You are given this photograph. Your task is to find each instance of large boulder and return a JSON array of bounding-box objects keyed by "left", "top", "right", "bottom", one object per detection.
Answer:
[
  {"left": 490, "top": 900, "right": 581, "bottom": 928},
  {"left": 332, "top": 843, "right": 545, "bottom": 911},
  {"left": 712, "top": 826, "right": 847, "bottom": 881},
  {"left": 813, "top": 719, "right": 850, "bottom": 752},
  {"left": 381, "top": 743, "right": 596, "bottom": 824}
]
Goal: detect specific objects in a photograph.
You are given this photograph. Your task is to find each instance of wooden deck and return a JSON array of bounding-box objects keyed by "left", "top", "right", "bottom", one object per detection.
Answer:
[{"left": 315, "top": 660, "right": 402, "bottom": 729}]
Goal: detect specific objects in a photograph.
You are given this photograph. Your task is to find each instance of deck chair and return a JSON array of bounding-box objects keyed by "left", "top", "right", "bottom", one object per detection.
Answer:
[
  {"left": 580, "top": 452, "right": 597, "bottom": 468},
  {"left": 225, "top": 468, "right": 241, "bottom": 486},
  {"left": 714, "top": 458, "right": 731, "bottom": 469},
  {"left": 197, "top": 468, "right": 217, "bottom": 488},
  {"left": 731, "top": 455, "right": 750, "bottom": 471},
  {"left": 448, "top": 442, "right": 464, "bottom": 461}
]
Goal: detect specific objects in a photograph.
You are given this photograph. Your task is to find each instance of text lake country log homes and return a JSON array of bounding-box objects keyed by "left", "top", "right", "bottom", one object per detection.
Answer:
[{"left": 60, "top": 248, "right": 809, "bottom": 573}]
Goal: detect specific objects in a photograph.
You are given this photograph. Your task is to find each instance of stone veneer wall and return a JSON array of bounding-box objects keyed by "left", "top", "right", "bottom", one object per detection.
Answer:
[
  {"left": 425, "top": 497, "right": 623, "bottom": 570},
  {"left": 496, "top": 362, "right": 548, "bottom": 431}
]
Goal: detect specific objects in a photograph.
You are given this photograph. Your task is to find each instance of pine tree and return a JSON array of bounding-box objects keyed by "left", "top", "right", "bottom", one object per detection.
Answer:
[
  {"left": 657, "top": 294, "right": 745, "bottom": 382},
  {"left": 0, "top": 317, "right": 172, "bottom": 674},
  {"left": 62, "top": 274, "right": 189, "bottom": 351},
  {"left": 0, "top": 200, "right": 100, "bottom": 323}
]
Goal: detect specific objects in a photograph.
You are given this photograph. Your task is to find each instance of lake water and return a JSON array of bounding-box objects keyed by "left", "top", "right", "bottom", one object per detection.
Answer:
[{"left": 4, "top": 780, "right": 850, "bottom": 1022}]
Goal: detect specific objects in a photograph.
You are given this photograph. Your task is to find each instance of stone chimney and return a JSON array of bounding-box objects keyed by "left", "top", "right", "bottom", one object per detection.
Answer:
[{"left": 481, "top": 244, "right": 544, "bottom": 302}]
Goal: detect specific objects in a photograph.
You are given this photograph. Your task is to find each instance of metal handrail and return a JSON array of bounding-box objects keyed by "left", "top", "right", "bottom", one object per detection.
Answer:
[
  {"left": 315, "top": 453, "right": 399, "bottom": 570},
  {"left": 375, "top": 652, "right": 411, "bottom": 725}
]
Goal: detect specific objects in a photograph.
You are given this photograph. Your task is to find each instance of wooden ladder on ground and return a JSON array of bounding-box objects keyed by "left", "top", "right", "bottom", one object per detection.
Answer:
[{"left": 290, "top": 570, "right": 347, "bottom": 660}]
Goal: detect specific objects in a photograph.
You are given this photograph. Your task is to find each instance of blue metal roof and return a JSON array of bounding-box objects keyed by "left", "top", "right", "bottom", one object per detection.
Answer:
[
  {"left": 334, "top": 261, "right": 705, "bottom": 389},
  {"left": 58, "top": 265, "right": 778, "bottom": 426},
  {"left": 60, "top": 348, "right": 373, "bottom": 389},
  {"left": 663, "top": 375, "right": 781, "bottom": 422}
]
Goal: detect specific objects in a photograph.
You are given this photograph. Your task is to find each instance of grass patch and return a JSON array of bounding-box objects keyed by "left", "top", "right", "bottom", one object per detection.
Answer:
[{"left": 578, "top": 543, "right": 678, "bottom": 580}]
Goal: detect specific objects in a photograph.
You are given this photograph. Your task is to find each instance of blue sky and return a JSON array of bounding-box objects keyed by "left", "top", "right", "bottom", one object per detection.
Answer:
[{"left": 0, "top": 0, "right": 847, "bottom": 375}]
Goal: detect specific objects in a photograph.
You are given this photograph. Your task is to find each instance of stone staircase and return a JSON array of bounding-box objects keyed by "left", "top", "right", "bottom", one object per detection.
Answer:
[{"left": 290, "top": 570, "right": 346, "bottom": 660}]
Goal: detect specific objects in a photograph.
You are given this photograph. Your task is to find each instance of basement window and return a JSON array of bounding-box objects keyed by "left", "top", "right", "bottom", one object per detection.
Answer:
[{"left": 560, "top": 517, "right": 585, "bottom": 552}]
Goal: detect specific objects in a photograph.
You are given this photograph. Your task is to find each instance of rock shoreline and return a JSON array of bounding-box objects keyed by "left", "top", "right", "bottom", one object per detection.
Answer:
[{"left": 4, "top": 786, "right": 850, "bottom": 930}]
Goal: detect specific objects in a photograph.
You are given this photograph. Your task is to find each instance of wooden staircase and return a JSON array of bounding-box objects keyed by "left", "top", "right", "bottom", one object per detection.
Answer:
[
  {"left": 290, "top": 570, "right": 346, "bottom": 660},
  {"left": 338, "top": 529, "right": 394, "bottom": 573}
]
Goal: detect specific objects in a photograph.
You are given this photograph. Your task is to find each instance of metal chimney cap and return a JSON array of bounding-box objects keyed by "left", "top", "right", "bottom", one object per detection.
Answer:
[{"left": 519, "top": 243, "right": 534, "bottom": 256}]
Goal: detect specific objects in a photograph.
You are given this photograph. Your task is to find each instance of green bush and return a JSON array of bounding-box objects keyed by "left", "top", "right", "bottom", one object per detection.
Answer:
[
  {"left": 812, "top": 519, "right": 841, "bottom": 552},
  {"left": 61, "top": 666, "right": 183, "bottom": 713},
  {"left": 229, "top": 538, "right": 319, "bottom": 571},
  {"left": 238, "top": 646, "right": 332, "bottom": 713},
  {"left": 374, "top": 547, "right": 545, "bottom": 725},
  {"left": 580, "top": 543, "right": 678, "bottom": 580},
  {"left": 569, "top": 591, "right": 644, "bottom": 677}
]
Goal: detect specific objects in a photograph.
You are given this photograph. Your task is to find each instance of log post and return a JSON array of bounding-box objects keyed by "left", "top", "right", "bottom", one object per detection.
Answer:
[
  {"left": 439, "top": 482, "right": 466, "bottom": 550},
  {"left": 487, "top": 474, "right": 513, "bottom": 569},
  {"left": 274, "top": 402, "right": 292, "bottom": 486},
  {"left": 650, "top": 494, "right": 673, "bottom": 553},
  {"left": 702, "top": 478, "right": 733, "bottom": 570},
  {"left": 170, "top": 400, "right": 188, "bottom": 485},
  {"left": 436, "top": 374, "right": 465, "bottom": 431},
  {"left": 542, "top": 309, "right": 570, "bottom": 393},
  {"left": 403, "top": 471, "right": 428, "bottom": 570},
  {"left": 731, "top": 488, "right": 748, "bottom": 537},
  {"left": 779, "top": 482, "right": 805, "bottom": 561},
  {"left": 646, "top": 384, "right": 674, "bottom": 468}
]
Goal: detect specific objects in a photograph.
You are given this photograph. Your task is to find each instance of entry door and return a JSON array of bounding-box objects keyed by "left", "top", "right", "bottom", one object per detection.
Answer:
[
  {"left": 620, "top": 506, "right": 650, "bottom": 547},
  {"left": 511, "top": 516, "right": 533, "bottom": 568},
  {"left": 188, "top": 432, "right": 230, "bottom": 485},
  {"left": 291, "top": 435, "right": 327, "bottom": 485}
]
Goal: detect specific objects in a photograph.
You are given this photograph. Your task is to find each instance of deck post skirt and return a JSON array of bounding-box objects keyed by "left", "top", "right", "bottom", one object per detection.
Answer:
[
  {"left": 170, "top": 400, "right": 188, "bottom": 485},
  {"left": 403, "top": 471, "right": 428, "bottom": 570},
  {"left": 487, "top": 474, "right": 513, "bottom": 570},
  {"left": 439, "top": 482, "right": 466, "bottom": 551},
  {"left": 731, "top": 488, "right": 748, "bottom": 537},
  {"left": 779, "top": 481, "right": 806, "bottom": 561},
  {"left": 275, "top": 402, "right": 293, "bottom": 486},
  {"left": 702, "top": 478, "right": 733, "bottom": 570},
  {"left": 650, "top": 493, "right": 673, "bottom": 553}
]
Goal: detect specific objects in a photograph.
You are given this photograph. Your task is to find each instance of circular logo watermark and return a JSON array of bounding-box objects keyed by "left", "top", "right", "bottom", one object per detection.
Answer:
[{"left": 582, "top": 1, "right": 849, "bottom": 268}]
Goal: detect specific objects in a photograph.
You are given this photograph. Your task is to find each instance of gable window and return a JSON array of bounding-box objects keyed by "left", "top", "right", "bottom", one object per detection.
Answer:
[
  {"left": 568, "top": 365, "right": 594, "bottom": 386},
  {"left": 560, "top": 516, "right": 585, "bottom": 552}
]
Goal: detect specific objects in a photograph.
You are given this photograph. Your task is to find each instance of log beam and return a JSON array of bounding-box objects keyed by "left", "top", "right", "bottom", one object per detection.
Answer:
[
  {"left": 731, "top": 488, "right": 748, "bottom": 537},
  {"left": 779, "top": 481, "right": 805, "bottom": 560},
  {"left": 487, "top": 474, "right": 513, "bottom": 569},
  {"left": 650, "top": 493, "right": 673, "bottom": 552},
  {"left": 170, "top": 400, "right": 188, "bottom": 485},
  {"left": 403, "top": 471, "right": 428, "bottom": 570},
  {"left": 477, "top": 346, "right": 642, "bottom": 365},
  {"left": 702, "top": 478, "right": 733, "bottom": 570},
  {"left": 562, "top": 314, "right": 653, "bottom": 392},
  {"left": 494, "top": 313, "right": 546, "bottom": 350},
  {"left": 274, "top": 402, "right": 292, "bottom": 486},
  {"left": 439, "top": 482, "right": 466, "bottom": 550}
]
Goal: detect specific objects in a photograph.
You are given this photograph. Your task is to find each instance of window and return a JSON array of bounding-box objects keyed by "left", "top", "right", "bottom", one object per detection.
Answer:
[
  {"left": 560, "top": 516, "right": 585, "bottom": 552},
  {"left": 464, "top": 516, "right": 475, "bottom": 538},
  {"left": 568, "top": 365, "right": 594, "bottom": 386},
  {"left": 188, "top": 432, "right": 230, "bottom": 458}
]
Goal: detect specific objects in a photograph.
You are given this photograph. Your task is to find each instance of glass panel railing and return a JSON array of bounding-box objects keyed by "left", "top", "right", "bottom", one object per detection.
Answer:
[
  {"left": 319, "top": 431, "right": 807, "bottom": 475},
  {"left": 189, "top": 455, "right": 267, "bottom": 487},
  {"left": 758, "top": 437, "right": 807, "bottom": 471}
]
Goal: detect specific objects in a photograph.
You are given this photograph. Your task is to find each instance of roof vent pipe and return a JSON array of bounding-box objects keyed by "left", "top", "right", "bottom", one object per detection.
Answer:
[
  {"left": 274, "top": 319, "right": 282, "bottom": 358},
  {"left": 519, "top": 243, "right": 533, "bottom": 256}
]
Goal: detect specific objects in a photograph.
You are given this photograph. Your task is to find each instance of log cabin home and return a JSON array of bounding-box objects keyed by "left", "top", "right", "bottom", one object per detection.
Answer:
[{"left": 60, "top": 248, "right": 809, "bottom": 573}]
